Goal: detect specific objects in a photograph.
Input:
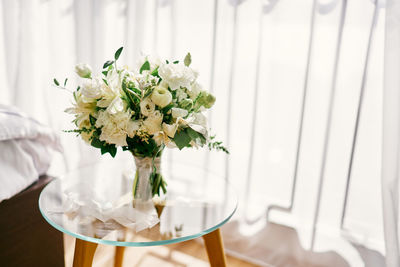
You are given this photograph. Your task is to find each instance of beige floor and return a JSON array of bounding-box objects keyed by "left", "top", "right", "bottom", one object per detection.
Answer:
[{"left": 64, "top": 234, "right": 260, "bottom": 267}]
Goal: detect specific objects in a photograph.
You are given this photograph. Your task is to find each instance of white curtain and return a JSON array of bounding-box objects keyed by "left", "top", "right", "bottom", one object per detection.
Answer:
[
  {"left": 0, "top": 0, "right": 387, "bottom": 266},
  {"left": 383, "top": 0, "right": 400, "bottom": 266}
]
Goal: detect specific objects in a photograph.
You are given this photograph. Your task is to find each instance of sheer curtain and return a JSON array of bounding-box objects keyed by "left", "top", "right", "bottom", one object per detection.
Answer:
[
  {"left": 0, "top": 0, "right": 387, "bottom": 266},
  {"left": 383, "top": 0, "right": 400, "bottom": 266}
]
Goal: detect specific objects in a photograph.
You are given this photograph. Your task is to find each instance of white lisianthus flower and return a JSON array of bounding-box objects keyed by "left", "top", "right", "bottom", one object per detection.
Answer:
[
  {"left": 75, "top": 63, "right": 92, "bottom": 78},
  {"left": 81, "top": 77, "right": 103, "bottom": 99},
  {"left": 140, "top": 98, "right": 155, "bottom": 117},
  {"left": 143, "top": 110, "right": 163, "bottom": 135},
  {"left": 158, "top": 63, "right": 198, "bottom": 90},
  {"left": 162, "top": 122, "right": 178, "bottom": 138},
  {"left": 151, "top": 86, "right": 172, "bottom": 108},
  {"left": 171, "top": 108, "right": 188, "bottom": 118}
]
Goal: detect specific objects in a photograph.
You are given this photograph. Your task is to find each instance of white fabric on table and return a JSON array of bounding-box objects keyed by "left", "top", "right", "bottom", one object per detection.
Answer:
[{"left": 0, "top": 104, "right": 62, "bottom": 202}]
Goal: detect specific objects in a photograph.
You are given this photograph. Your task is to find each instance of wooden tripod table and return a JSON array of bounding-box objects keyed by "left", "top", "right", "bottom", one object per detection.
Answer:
[{"left": 39, "top": 161, "right": 237, "bottom": 267}]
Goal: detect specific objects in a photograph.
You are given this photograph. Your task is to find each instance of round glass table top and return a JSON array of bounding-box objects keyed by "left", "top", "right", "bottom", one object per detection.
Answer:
[{"left": 39, "top": 160, "right": 237, "bottom": 247}]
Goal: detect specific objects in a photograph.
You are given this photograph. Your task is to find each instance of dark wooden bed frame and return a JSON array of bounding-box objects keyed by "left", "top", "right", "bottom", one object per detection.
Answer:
[{"left": 0, "top": 175, "right": 65, "bottom": 266}]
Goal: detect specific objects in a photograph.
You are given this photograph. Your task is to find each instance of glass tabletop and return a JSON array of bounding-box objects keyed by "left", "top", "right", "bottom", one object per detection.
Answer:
[{"left": 39, "top": 160, "right": 237, "bottom": 247}]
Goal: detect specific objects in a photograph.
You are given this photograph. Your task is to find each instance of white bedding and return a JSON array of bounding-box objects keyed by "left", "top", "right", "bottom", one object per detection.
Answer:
[{"left": 0, "top": 104, "right": 62, "bottom": 202}]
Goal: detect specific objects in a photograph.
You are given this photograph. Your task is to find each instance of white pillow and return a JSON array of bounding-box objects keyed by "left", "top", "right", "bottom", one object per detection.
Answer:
[{"left": 0, "top": 104, "right": 62, "bottom": 202}]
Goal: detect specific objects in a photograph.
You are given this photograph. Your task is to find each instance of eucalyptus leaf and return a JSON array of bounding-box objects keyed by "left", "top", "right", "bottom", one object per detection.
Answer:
[
  {"left": 103, "top": 60, "right": 114, "bottom": 69},
  {"left": 114, "top": 47, "right": 123, "bottom": 60},
  {"left": 184, "top": 53, "right": 191, "bottom": 67},
  {"left": 64, "top": 78, "right": 68, "bottom": 87},
  {"left": 140, "top": 60, "right": 150, "bottom": 73},
  {"left": 53, "top": 78, "right": 60, "bottom": 86}
]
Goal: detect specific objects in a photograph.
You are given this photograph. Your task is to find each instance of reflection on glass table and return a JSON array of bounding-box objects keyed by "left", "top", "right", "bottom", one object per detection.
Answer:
[{"left": 39, "top": 161, "right": 237, "bottom": 267}]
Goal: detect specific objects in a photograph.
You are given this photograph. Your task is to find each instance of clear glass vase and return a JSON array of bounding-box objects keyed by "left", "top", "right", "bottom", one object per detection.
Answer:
[{"left": 132, "top": 153, "right": 166, "bottom": 207}]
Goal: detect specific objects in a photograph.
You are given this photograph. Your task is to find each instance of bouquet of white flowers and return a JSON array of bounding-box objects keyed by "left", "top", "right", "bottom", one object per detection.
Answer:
[{"left": 55, "top": 47, "right": 227, "bottom": 200}]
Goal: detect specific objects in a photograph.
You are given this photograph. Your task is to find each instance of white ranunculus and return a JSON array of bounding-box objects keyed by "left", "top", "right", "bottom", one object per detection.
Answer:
[
  {"left": 75, "top": 63, "right": 92, "bottom": 78},
  {"left": 151, "top": 86, "right": 172, "bottom": 108},
  {"left": 143, "top": 110, "right": 163, "bottom": 135},
  {"left": 140, "top": 98, "right": 156, "bottom": 117},
  {"left": 171, "top": 108, "right": 188, "bottom": 118},
  {"left": 81, "top": 77, "right": 103, "bottom": 99},
  {"left": 162, "top": 122, "right": 178, "bottom": 138},
  {"left": 158, "top": 63, "right": 198, "bottom": 90}
]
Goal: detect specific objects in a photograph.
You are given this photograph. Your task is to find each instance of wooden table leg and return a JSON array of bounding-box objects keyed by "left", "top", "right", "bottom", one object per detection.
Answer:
[
  {"left": 114, "top": 246, "right": 125, "bottom": 267},
  {"left": 202, "top": 228, "right": 227, "bottom": 267},
  {"left": 73, "top": 238, "right": 98, "bottom": 267}
]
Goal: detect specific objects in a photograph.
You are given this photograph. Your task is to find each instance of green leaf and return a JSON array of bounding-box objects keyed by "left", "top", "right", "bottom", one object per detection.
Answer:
[
  {"left": 140, "top": 60, "right": 150, "bottom": 74},
  {"left": 63, "top": 78, "right": 68, "bottom": 86},
  {"left": 53, "top": 78, "right": 60, "bottom": 86},
  {"left": 108, "top": 145, "right": 117, "bottom": 157},
  {"left": 184, "top": 53, "right": 191, "bottom": 67},
  {"left": 103, "top": 79, "right": 108, "bottom": 86},
  {"left": 91, "top": 138, "right": 103, "bottom": 149},
  {"left": 173, "top": 130, "right": 192, "bottom": 150},
  {"left": 186, "top": 127, "right": 200, "bottom": 140},
  {"left": 151, "top": 66, "right": 159, "bottom": 77},
  {"left": 173, "top": 60, "right": 179, "bottom": 64},
  {"left": 103, "top": 60, "right": 114, "bottom": 69},
  {"left": 102, "top": 71, "right": 108, "bottom": 76},
  {"left": 89, "top": 115, "right": 96, "bottom": 126},
  {"left": 161, "top": 103, "right": 174, "bottom": 114},
  {"left": 114, "top": 47, "right": 123, "bottom": 60},
  {"left": 143, "top": 87, "right": 154, "bottom": 99}
]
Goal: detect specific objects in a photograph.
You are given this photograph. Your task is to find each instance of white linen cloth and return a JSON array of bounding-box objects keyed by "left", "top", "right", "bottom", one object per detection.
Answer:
[{"left": 0, "top": 104, "right": 62, "bottom": 202}]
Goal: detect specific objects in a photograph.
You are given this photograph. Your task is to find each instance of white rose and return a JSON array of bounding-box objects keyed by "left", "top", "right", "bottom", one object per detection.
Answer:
[
  {"left": 143, "top": 110, "right": 163, "bottom": 134},
  {"left": 159, "top": 63, "right": 198, "bottom": 90},
  {"left": 140, "top": 98, "right": 155, "bottom": 117},
  {"left": 171, "top": 108, "right": 188, "bottom": 118},
  {"left": 75, "top": 63, "right": 92, "bottom": 78},
  {"left": 151, "top": 86, "right": 172, "bottom": 108},
  {"left": 81, "top": 77, "right": 103, "bottom": 99},
  {"left": 162, "top": 122, "right": 178, "bottom": 138}
]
